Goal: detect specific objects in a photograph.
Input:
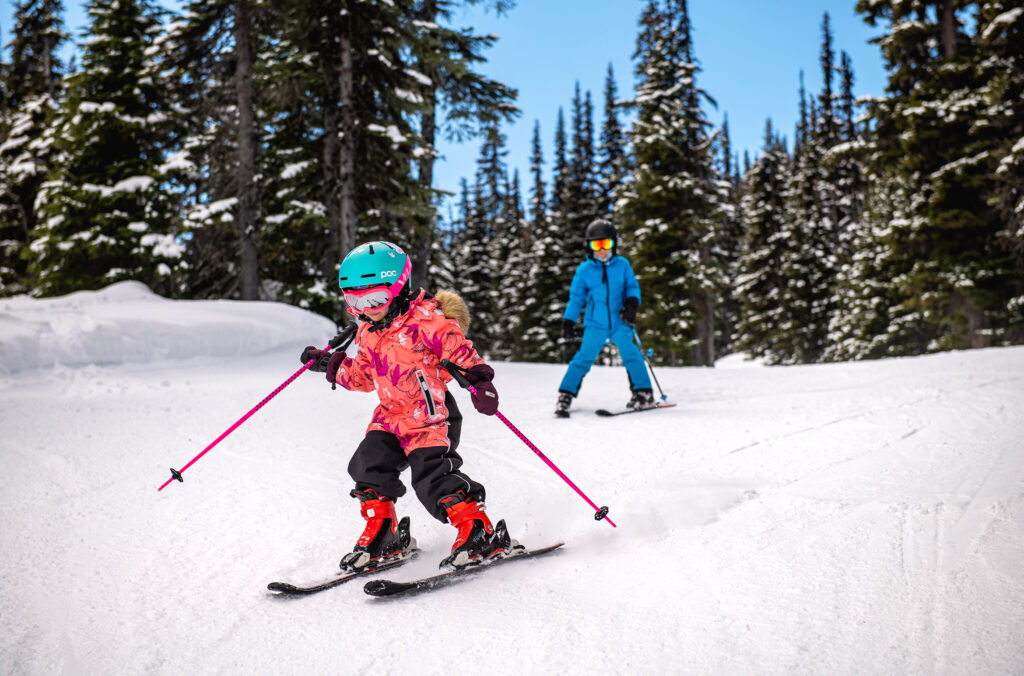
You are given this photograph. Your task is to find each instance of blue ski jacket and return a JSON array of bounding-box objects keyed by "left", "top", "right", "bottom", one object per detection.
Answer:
[{"left": 563, "top": 255, "right": 642, "bottom": 331}]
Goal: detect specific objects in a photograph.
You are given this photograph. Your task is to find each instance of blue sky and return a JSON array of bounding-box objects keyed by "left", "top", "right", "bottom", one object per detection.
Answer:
[
  {"left": 436, "top": 0, "right": 890, "bottom": 201},
  {"left": 2, "top": 0, "right": 890, "bottom": 205}
]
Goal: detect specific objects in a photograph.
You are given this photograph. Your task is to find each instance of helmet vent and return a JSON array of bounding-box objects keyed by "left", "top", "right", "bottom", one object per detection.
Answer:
[
  {"left": 369, "top": 244, "right": 375, "bottom": 254},
  {"left": 360, "top": 273, "right": 375, "bottom": 278}
]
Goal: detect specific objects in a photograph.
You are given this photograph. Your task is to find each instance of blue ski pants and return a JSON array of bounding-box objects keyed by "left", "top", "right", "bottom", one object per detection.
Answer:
[{"left": 558, "top": 324, "right": 652, "bottom": 396}]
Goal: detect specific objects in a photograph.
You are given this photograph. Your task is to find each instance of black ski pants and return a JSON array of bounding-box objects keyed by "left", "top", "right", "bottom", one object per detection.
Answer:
[{"left": 347, "top": 392, "right": 485, "bottom": 523}]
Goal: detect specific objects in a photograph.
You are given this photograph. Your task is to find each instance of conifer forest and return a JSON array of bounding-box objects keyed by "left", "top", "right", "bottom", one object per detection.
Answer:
[{"left": 1, "top": 0, "right": 1022, "bottom": 366}]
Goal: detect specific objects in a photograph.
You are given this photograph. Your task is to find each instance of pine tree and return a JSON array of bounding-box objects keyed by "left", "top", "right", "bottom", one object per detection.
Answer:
[
  {"left": 714, "top": 114, "right": 743, "bottom": 357},
  {"left": 528, "top": 120, "right": 547, "bottom": 228},
  {"left": 520, "top": 107, "right": 576, "bottom": 362},
  {"left": 854, "top": 0, "right": 1020, "bottom": 352},
  {"left": 0, "top": 0, "right": 67, "bottom": 295},
  {"left": 495, "top": 169, "right": 531, "bottom": 359},
  {"left": 771, "top": 15, "right": 848, "bottom": 363},
  {"left": 735, "top": 121, "right": 791, "bottom": 361},
  {"left": 617, "top": 0, "right": 731, "bottom": 365},
  {"left": 405, "top": 0, "right": 519, "bottom": 290},
  {"left": 563, "top": 82, "right": 600, "bottom": 241},
  {"left": 514, "top": 120, "right": 555, "bottom": 361},
  {"left": 451, "top": 122, "right": 508, "bottom": 356},
  {"left": 30, "top": 0, "right": 181, "bottom": 296},
  {"left": 823, "top": 51, "right": 871, "bottom": 361},
  {"left": 976, "top": 1, "right": 1024, "bottom": 343},
  {"left": 162, "top": 0, "right": 273, "bottom": 301},
  {"left": 595, "top": 64, "right": 626, "bottom": 219}
]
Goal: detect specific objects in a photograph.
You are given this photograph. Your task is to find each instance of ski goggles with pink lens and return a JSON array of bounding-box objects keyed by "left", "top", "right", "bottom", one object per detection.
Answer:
[{"left": 344, "top": 284, "right": 395, "bottom": 314}]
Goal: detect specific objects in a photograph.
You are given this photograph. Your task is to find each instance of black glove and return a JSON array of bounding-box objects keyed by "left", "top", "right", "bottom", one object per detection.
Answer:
[
  {"left": 301, "top": 346, "right": 332, "bottom": 372},
  {"left": 620, "top": 297, "right": 639, "bottom": 326},
  {"left": 561, "top": 319, "right": 576, "bottom": 340}
]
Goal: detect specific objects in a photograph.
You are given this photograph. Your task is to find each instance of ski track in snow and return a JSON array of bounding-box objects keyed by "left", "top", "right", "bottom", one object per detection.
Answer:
[{"left": 1, "top": 285, "right": 1022, "bottom": 675}]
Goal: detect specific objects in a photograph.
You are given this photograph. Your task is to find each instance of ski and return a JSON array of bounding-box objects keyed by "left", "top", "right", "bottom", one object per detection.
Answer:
[
  {"left": 363, "top": 542, "right": 565, "bottom": 598},
  {"left": 595, "top": 402, "right": 676, "bottom": 417},
  {"left": 267, "top": 550, "right": 418, "bottom": 596}
]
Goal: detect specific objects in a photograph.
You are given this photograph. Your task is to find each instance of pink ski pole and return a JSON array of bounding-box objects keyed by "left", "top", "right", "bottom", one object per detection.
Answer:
[
  {"left": 441, "top": 359, "right": 616, "bottom": 528},
  {"left": 158, "top": 324, "right": 357, "bottom": 491}
]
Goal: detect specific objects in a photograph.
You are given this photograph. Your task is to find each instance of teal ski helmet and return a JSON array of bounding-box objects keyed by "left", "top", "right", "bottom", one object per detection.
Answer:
[{"left": 337, "top": 241, "right": 412, "bottom": 316}]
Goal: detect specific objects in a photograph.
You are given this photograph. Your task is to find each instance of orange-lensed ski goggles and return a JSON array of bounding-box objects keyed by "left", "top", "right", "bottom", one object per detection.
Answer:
[{"left": 588, "top": 238, "right": 614, "bottom": 251}]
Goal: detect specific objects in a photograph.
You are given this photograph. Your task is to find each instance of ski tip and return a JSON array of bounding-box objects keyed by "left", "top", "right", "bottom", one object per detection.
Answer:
[
  {"left": 364, "top": 579, "right": 415, "bottom": 597},
  {"left": 363, "top": 579, "right": 388, "bottom": 596},
  {"left": 267, "top": 582, "right": 299, "bottom": 593},
  {"left": 595, "top": 409, "right": 613, "bottom": 417}
]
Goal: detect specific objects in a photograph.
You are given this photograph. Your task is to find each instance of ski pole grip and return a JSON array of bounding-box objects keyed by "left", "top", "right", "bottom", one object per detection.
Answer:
[
  {"left": 329, "top": 323, "right": 358, "bottom": 349},
  {"left": 440, "top": 359, "right": 472, "bottom": 389}
]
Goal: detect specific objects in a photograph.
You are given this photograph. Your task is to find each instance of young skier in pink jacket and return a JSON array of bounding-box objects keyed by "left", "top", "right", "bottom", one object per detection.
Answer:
[{"left": 301, "top": 241, "right": 519, "bottom": 571}]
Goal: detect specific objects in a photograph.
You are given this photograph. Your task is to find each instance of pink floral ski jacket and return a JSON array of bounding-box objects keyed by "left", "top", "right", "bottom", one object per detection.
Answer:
[{"left": 332, "top": 289, "right": 485, "bottom": 453}]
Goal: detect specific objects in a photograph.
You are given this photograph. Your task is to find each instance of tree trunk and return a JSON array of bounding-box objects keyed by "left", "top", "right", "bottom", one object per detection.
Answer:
[
  {"left": 234, "top": 1, "right": 259, "bottom": 300},
  {"left": 410, "top": 0, "right": 438, "bottom": 290},
  {"left": 703, "top": 289, "right": 716, "bottom": 366},
  {"left": 940, "top": 0, "right": 956, "bottom": 60},
  {"left": 317, "top": 0, "right": 342, "bottom": 281},
  {"left": 412, "top": 89, "right": 436, "bottom": 288},
  {"left": 338, "top": 3, "right": 357, "bottom": 263},
  {"left": 953, "top": 289, "right": 989, "bottom": 349}
]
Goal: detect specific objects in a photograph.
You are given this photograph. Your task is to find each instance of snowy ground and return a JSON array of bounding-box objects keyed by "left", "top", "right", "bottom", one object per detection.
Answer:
[{"left": 1, "top": 282, "right": 1022, "bottom": 675}]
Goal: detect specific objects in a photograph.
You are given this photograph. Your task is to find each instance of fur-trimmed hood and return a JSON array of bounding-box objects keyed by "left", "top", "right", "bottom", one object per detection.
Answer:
[{"left": 434, "top": 290, "right": 470, "bottom": 334}]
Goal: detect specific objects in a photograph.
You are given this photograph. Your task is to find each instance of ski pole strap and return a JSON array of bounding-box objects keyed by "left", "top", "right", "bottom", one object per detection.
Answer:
[
  {"left": 439, "top": 359, "right": 616, "bottom": 528},
  {"left": 329, "top": 322, "right": 358, "bottom": 350},
  {"left": 440, "top": 358, "right": 473, "bottom": 389}
]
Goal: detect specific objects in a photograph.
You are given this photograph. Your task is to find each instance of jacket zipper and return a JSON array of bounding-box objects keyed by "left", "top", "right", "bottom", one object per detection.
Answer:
[
  {"left": 416, "top": 370, "right": 437, "bottom": 417},
  {"left": 602, "top": 264, "right": 613, "bottom": 326}
]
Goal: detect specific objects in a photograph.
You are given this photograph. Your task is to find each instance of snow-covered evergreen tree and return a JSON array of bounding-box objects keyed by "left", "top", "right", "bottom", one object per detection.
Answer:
[
  {"left": 735, "top": 120, "right": 792, "bottom": 362},
  {"left": 405, "top": 0, "right": 519, "bottom": 290},
  {"left": 771, "top": 17, "right": 849, "bottom": 363},
  {"left": 514, "top": 120, "right": 557, "bottom": 361},
  {"left": 449, "top": 122, "right": 507, "bottom": 355},
  {"left": 975, "top": 1, "right": 1024, "bottom": 343},
  {"left": 617, "top": 0, "right": 731, "bottom": 365},
  {"left": 520, "top": 108, "right": 577, "bottom": 362},
  {"left": 854, "top": 0, "right": 1023, "bottom": 352},
  {"left": 713, "top": 114, "right": 744, "bottom": 358},
  {"left": 0, "top": 0, "right": 67, "bottom": 295},
  {"left": 494, "top": 169, "right": 531, "bottom": 359},
  {"left": 595, "top": 64, "right": 627, "bottom": 219},
  {"left": 162, "top": 0, "right": 274, "bottom": 302},
  {"left": 30, "top": 0, "right": 181, "bottom": 297}
]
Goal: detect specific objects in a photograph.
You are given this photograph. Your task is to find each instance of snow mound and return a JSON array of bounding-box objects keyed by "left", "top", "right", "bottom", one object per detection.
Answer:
[
  {"left": 0, "top": 281, "right": 336, "bottom": 374},
  {"left": 715, "top": 352, "right": 766, "bottom": 368}
]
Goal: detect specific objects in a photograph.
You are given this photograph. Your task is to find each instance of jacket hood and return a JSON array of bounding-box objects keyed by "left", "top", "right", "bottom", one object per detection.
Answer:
[{"left": 434, "top": 290, "right": 470, "bottom": 334}]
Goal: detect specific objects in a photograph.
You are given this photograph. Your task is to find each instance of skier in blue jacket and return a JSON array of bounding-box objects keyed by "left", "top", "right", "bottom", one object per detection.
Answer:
[{"left": 555, "top": 219, "right": 654, "bottom": 417}]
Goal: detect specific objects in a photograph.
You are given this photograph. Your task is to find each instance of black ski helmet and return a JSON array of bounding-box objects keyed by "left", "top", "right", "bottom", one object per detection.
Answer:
[
  {"left": 584, "top": 219, "right": 617, "bottom": 242},
  {"left": 584, "top": 219, "right": 618, "bottom": 259}
]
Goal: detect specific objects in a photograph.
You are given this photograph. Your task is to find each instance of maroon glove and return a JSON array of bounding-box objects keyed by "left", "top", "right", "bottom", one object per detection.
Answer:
[
  {"left": 465, "top": 364, "right": 498, "bottom": 415},
  {"left": 326, "top": 351, "right": 345, "bottom": 383},
  {"left": 301, "top": 346, "right": 331, "bottom": 372}
]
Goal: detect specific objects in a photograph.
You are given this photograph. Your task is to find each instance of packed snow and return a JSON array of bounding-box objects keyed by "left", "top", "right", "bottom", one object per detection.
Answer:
[{"left": 1, "top": 282, "right": 1022, "bottom": 675}]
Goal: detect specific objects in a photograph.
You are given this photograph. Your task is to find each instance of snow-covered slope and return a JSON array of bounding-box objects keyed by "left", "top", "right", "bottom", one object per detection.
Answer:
[{"left": 1, "top": 284, "right": 1022, "bottom": 675}]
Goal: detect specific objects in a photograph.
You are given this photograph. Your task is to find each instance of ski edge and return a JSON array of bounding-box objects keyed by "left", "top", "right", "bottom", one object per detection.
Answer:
[
  {"left": 267, "top": 549, "right": 419, "bottom": 595},
  {"left": 363, "top": 542, "right": 565, "bottom": 598},
  {"left": 595, "top": 402, "right": 676, "bottom": 417}
]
